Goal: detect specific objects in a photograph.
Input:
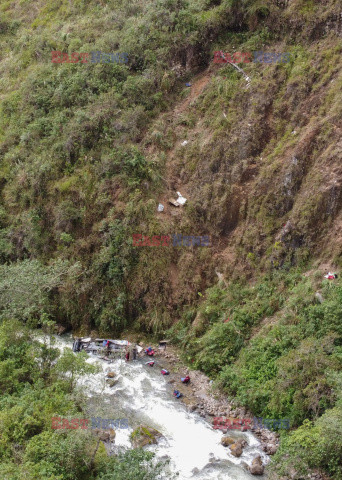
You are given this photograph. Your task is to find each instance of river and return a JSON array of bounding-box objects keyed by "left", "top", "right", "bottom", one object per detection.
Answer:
[{"left": 55, "top": 334, "right": 269, "bottom": 479}]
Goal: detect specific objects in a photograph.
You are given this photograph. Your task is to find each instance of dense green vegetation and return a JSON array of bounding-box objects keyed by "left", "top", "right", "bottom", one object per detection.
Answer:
[
  {"left": 1, "top": 0, "right": 341, "bottom": 478},
  {"left": 0, "top": 320, "right": 168, "bottom": 479},
  {"left": 1, "top": 0, "right": 341, "bottom": 335},
  {"left": 169, "top": 270, "right": 342, "bottom": 478}
]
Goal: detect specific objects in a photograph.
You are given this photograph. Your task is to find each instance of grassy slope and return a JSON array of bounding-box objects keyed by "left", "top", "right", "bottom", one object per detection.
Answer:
[
  {"left": 0, "top": 0, "right": 342, "bottom": 478},
  {"left": 169, "top": 269, "right": 342, "bottom": 477},
  {"left": 1, "top": 0, "right": 341, "bottom": 333}
]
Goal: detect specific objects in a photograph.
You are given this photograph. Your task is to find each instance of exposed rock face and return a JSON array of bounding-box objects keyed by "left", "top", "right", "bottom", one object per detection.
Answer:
[
  {"left": 130, "top": 426, "right": 162, "bottom": 448},
  {"left": 249, "top": 455, "right": 265, "bottom": 475},
  {"left": 221, "top": 436, "right": 235, "bottom": 447}
]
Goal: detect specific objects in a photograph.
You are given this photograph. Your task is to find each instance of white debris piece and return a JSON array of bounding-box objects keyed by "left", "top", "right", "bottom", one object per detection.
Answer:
[
  {"left": 181, "top": 140, "right": 188, "bottom": 146},
  {"left": 176, "top": 192, "right": 187, "bottom": 205},
  {"left": 157, "top": 203, "right": 164, "bottom": 212}
]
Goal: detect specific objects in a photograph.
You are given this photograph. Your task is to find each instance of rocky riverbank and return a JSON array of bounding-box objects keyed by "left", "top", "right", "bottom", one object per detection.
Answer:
[{"left": 141, "top": 344, "right": 279, "bottom": 467}]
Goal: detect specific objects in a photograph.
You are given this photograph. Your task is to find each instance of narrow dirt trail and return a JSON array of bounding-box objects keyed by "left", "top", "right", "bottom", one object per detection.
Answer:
[
  {"left": 174, "top": 73, "right": 211, "bottom": 116},
  {"left": 149, "top": 71, "right": 212, "bottom": 223}
]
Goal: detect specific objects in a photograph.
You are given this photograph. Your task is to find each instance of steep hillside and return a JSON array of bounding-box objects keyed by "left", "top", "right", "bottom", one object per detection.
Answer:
[
  {"left": 0, "top": 0, "right": 342, "bottom": 478},
  {"left": 1, "top": 0, "right": 341, "bottom": 331}
]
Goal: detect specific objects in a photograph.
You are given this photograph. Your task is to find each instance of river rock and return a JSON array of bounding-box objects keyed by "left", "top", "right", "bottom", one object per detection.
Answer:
[
  {"left": 229, "top": 438, "right": 247, "bottom": 457},
  {"left": 209, "top": 455, "right": 218, "bottom": 463},
  {"left": 93, "top": 428, "right": 116, "bottom": 442},
  {"left": 221, "top": 436, "right": 235, "bottom": 447},
  {"left": 229, "top": 442, "right": 243, "bottom": 457},
  {"left": 263, "top": 443, "right": 277, "bottom": 455},
  {"left": 237, "top": 438, "right": 247, "bottom": 448},
  {"left": 249, "top": 455, "right": 264, "bottom": 475},
  {"left": 106, "top": 378, "right": 118, "bottom": 387},
  {"left": 107, "top": 372, "right": 116, "bottom": 378},
  {"left": 159, "top": 455, "right": 170, "bottom": 462},
  {"left": 130, "top": 425, "right": 162, "bottom": 448}
]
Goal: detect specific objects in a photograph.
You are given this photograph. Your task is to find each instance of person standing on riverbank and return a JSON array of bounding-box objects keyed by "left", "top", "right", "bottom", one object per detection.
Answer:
[{"left": 132, "top": 345, "right": 137, "bottom": 360}]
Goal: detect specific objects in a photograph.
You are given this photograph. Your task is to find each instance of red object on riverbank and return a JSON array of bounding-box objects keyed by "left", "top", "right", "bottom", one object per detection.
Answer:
[{"left": 145, "top": 347, "right": 155, "bottom": 356}]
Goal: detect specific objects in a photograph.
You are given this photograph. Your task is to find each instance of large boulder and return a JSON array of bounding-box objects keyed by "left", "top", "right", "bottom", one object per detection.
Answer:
[
  {"left": 130, "top": 426, "right": 162, "bottom": 448},
  {"left": 249, "top": 455, "right": 265, "bottom": 475},
  {"left": 238, "top": 438, "right": 247, "bottom": 448},
  {"left": 221, "top": 436, "right": 235, "bottom": 447},
  {"left": 229, "top": 442, "right": 243, "bottom": 457},
  {"left": 229, "top": 438, "right": 247, "bottom": 457}
]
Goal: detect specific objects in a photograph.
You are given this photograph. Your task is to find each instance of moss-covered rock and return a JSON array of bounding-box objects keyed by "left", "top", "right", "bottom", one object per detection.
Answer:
[
  {"left": 106, "top": 378, "right": 118, "bottom": 387},
  {"left": 130, "top": 425, "right": 162, "bottom": 448}
]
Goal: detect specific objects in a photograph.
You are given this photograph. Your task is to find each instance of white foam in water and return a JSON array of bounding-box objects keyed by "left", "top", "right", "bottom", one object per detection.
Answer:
[{"left": 51, "top": 335, "right": 268, "bottom": 479}]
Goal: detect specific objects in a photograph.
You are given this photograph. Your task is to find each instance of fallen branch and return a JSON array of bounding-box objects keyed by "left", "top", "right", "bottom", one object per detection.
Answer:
[{"left": 218, "top": 51, "right": 251, "bottom": 84}]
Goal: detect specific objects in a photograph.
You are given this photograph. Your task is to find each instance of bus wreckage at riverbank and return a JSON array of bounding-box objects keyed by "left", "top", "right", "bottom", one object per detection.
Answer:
[{"left": 72, "top": 337, "right": 142, "bottom": 357}]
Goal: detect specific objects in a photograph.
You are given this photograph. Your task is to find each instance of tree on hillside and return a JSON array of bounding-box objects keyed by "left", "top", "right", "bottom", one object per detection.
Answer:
[{"left": 0, "top": 258, "right": 82, "bottom": 322}]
